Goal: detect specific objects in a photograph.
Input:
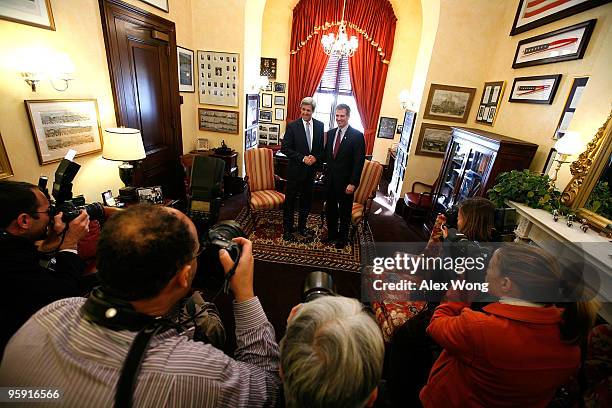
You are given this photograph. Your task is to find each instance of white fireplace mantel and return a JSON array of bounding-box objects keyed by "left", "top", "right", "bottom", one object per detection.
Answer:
[{"left": 508, "top": 201, "right": 612, "bottom": 322}]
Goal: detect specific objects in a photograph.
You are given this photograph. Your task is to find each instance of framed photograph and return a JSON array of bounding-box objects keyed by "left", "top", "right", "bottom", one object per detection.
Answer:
[
  {"left": 137, "top": 186, "right": 164, "bottom": 204},
  {"left": 198, "top": 108, "right": 239, "bottom": 134},
  {"left": 264, "top": 82, "right": 272, "bottom": 92},
  {"left": 475, "top": 81, "right": 505, "bottom": 126},
  {"left": 0, "top": 0, "right": 55, "bottom": 30},
  {"left": 275, "top": 108, "right": 285, "bottom": 121},
  {"left": 197, "top": 50, "right": 239, "bottom": 107},
  {"left": 260, "top": 57, "right": 277, "bottom": 80},
  {"left": 509, "top": 74, "right": 562, "bottom": 104},
  {"left": 261, "top": 93, "right": 273, "bottom": 108},
  {"left": 274, "top": 82, "right": 286, "bottom": 93},
  {"left": 415, "top": 123, "right": 452, "bottom": 157},
  {"left": 245, "top": 127, "right": 258, "bottom": 150},
  {"left": 376, "top": 117, "right": 398, "bottom": 139},
  {"left": 258, "top": 123, "right": 280, "bottom": 145},
  {"left": 423, "top": 84, "right": 476, "bottom": 123},
  {"left": 274, "top": 96, "right": 285, "bottom": 106},
  {"left": 25, "top": 99, "right": 103, "bottom": 165},
  {"left": 139, "top": 0, "right": 169, "bottom": 12},
  {"left": 399, "top": 110, "right": 417, "bottom": 151},
  {"left": 510, "top": 0, "right": 609, "bottom": 35},
  {"left": 554, "top": 77, "right": 589, "bottom": 139},
  {"left": 542, "top": 148, "right": 558, "bottom": 175},
  {"left": 513, "top": 20, "right": 596, "bottom": 69},
  {"left": 177, "top": 46, "right": 195, "bottom": 93},
  {"left": 246, "top": 94, "right": 259, "bottom": 128},
  {"left": 259, "top": 110, "right": 272, "bottom": 123},
  {"left": 196, "top": 138, "right": 209, "bottom": 151},
  {"left": 0, "top": 132, "right": 14, "bottom": 180}
]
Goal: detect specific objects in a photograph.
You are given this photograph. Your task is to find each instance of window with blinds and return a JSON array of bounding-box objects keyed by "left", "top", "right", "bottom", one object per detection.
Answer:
[{"left": 313, "top": 55, "right": 363, "bottom": 132}]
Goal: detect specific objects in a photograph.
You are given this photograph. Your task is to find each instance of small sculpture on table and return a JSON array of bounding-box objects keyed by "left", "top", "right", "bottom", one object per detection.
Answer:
[
  {"left": 566, "top": 214, "right": 575, "bottom": 228},
  {"left": 580, "top": 219, "right": 589, "bottom": 233},
  {"left": 552, "top": 209, "right": 559, "bottom": 222}
]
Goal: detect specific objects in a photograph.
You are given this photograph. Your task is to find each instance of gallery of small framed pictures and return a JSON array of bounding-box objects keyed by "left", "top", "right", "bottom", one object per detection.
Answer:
[
  {"left": 197, "top": 50, "right": 239, "bottom": 107},
  {"left": 476, "top": 81, "right": 505, "bottom": 126},
  {"left": 258, "top": 123, "right": 280, "bottom": 145},
  {"left": 512, "top": 20, "right": 596, "bottom": 69},
  {"left": 508, "top": 74, "right": 562, "bottom": 104},
  {"left": 554, "top": 77, "right": 589, "bottom": 139}
]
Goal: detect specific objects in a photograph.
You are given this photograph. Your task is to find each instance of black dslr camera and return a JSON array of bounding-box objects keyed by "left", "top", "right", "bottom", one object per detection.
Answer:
[{"left": 195, "top": 220, "right": 246, "bottom": 291}]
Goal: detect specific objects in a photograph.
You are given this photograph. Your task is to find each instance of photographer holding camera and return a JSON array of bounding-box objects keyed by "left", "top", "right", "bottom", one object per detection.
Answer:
[
  {"left": 0, "top": 204, "right": 281, "bottom": 407},
  {"left": 0, "top": 180, "right": 90, "bottom": 356}
]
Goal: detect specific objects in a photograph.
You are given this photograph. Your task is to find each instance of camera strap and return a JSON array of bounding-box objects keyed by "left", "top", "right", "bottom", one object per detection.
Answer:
[{"left": 115, "top": 324, "right": 165, "bottom": 408}]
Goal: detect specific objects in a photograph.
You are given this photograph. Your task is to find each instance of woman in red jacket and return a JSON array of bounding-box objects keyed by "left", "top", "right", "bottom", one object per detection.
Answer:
[{"left": 420, "top": 244, "right": 597, "bottom": 408}]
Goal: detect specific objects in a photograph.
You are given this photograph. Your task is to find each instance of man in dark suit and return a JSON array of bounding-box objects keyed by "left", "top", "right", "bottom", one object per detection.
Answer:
[
  {"left": 324, "top": 104, "right": 365, "bottom": 248},
  {"left": 281, "top": 97, "right": 324, "bottom": 241}
]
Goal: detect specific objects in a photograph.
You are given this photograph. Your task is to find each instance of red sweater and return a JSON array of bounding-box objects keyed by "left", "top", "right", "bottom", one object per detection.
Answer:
[{"left": 420, "top": 302, "right": 580, "bottom": 408}]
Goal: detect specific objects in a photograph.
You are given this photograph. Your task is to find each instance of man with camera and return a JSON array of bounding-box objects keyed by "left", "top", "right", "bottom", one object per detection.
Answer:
[
  {"left": 280, "top": 296, "right": 384, "bottom": 407},
  {"left": 1, "top": 204, "right": 281, "bottom": 407},
  {"left": 0, "top": 180, "right": 90, "bottom": 355}
]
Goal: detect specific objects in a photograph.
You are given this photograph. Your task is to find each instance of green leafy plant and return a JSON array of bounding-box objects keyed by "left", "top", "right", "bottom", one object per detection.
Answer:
[
  {"left": 585, "top": 181, "right": 612, "bottom": 219},
  {"left": 487, "top": 169, "right": 569, "bottom": 213}
]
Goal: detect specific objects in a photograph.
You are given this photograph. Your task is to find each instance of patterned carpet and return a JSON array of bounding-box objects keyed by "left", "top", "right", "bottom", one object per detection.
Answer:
[{"left": 235, "top": 208, "right": 375, "bottom": 273}]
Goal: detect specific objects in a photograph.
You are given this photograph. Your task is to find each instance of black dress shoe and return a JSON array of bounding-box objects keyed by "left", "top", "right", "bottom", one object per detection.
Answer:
[
  {"left": 283, "top": 232, "right": 295, "bottom": 241},
  {"left": 298, "top": 228, "right": 315, "bottom": 238},
  {"left": 335, "top": 239, "right": 347, "bottom": 249}
]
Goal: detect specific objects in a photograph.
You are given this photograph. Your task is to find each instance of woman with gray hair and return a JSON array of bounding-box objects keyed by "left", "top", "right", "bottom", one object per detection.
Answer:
[{"left": 280, "top": 296, "right": 384, "bottom": 408}]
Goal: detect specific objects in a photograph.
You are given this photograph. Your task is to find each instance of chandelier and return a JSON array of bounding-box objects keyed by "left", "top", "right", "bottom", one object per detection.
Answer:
[{"left": 321, "top": 0, "right": 358, "bottom": 57}]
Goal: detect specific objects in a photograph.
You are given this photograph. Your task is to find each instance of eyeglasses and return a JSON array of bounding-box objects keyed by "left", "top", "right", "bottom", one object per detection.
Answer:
[{"left": 31, "top": 207, "right": 52, "bottom": 217}]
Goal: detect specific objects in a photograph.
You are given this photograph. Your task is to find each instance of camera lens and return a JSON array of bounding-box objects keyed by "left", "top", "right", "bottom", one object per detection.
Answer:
[{"left": 302, "top": 271, "right": 335, "bottom": 303}]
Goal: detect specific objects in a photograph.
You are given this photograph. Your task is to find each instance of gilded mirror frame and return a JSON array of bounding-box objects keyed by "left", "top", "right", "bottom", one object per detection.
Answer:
[{"left": 561, "top": 110, "right": 612, "bottom": 233}]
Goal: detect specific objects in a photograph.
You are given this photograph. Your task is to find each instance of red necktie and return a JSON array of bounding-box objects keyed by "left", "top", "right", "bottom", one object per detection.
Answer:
[{"left": 333, "top": 129, "right": 342, "bottom": 158}]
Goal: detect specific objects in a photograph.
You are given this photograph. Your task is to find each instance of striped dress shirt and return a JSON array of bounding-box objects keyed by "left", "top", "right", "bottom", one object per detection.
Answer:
[{"left": 0, "top": 297, "right": 280, "bottom": 407}]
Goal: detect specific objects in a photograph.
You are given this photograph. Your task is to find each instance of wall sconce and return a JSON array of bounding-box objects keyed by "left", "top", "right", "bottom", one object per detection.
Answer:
[
  {"left": 21, "top": 52, "right": 75, "bottom": 92},
  {"left": 549, "top": 131, "right": 584, "bottom": 191},
  {"left": 399, "top": 89, "right": 414, "bottom": 110}
]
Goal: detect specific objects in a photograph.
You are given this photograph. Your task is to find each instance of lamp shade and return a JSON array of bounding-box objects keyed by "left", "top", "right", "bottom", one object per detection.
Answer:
[
  {"left": 554, "top": 131, "right": 583, "bottom": 155},
  {"left": 103, "top": 128, "right": 146, "bottom": 161}
]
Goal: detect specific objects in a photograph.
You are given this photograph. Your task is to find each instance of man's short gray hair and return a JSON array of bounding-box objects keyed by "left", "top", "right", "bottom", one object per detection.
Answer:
[
  {"left": 280, "top": 296, "right": 384, "bottom": 408},
  {"left": 335, "top": 103, "right": 351, "bottom": 116},
  {"left": 301, "top": 97, "right": 316, "bottom": 110}
]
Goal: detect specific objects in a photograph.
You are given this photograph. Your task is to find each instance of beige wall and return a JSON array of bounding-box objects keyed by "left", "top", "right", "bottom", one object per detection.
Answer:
[
  {"left": 401, "top": 0, "right": 612, "bottom": 196},
  {"left": 0, "top": 0, "right": 195, "bottom": 202}
]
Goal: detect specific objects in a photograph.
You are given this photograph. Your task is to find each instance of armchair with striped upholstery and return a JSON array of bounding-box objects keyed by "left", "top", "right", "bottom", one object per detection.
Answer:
[
  {"left": 349, "top": 160, "right": 383, "bottom": 241},
  {"left": 244, "top": 148, "right": 285, "bottom": 223}
]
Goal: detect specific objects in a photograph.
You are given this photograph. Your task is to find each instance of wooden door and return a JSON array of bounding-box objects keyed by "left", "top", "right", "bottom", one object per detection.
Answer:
[{"left": 100, "top": 0, "right": 183, "bottom": 198}]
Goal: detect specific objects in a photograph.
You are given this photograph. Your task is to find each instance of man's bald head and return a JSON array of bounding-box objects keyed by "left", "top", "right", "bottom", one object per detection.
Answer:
[{"left": 97, "top": 204, "right": 198, "bottom": 300}]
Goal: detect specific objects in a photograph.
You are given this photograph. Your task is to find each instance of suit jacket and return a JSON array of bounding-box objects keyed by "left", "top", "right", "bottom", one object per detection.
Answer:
[
  {"left": 0, "top": 231, "right": 85, "bottom": 355},
  {"left": 420, "top": 302, "right": 580, "bottom": 408},
  {"left": 325, "top": 126, "right": 366, "bottom": 191},
  {"left": 281, "top": 118, "right": 324, "bottom": 181}
]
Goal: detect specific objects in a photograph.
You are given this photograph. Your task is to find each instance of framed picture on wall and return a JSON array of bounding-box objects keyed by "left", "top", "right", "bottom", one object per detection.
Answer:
[
  {"left": 197, "top": 50, "right": 239, "bottom": 107},
  {"left": 399, "top": 110, "right": 417, "bottom": 151},
  {"left": 0, "top": 0, "right": 55, "bottom": 30},
  {"left": 177, "top": 46, "right": 195, "bottom": 93},
  {"left": 260, "top": 57, "right": 277, "bottom": 80},
  {"left": 198, "top": 108, "right": 239, "bottom": 134},
  {"left": 25, "top": 99, "right": 104, "bottom": 165},
  {"left": 274, "top": 96, "right": 285, "bottom": 106},
  {"left": 376, "top": 117, "right": 398, "bottom": 139},
  {"left": 510, "top": 0, "right": 609, "bottom": 35},
  {"left": 423, "top": 84, "right": 476, "bottom": 123},
  {"left": 0, "top": 132, "right": 14, "bottom": 180},
  {"left": 261, "top": 93, "right": 273, "bottom": 108},
  {"left": 274, "top": 82, "right": 286, "bottom": 93},
  {"left": 512, "top": 20, "right": 596, "bottom": 68},
  {"left": 542, "top": 148, "right": 558, "bottom": 175},
  {"left": 554, "top": 77, "right": 589, "bottom": 139},
  {"left": 475, "top": 81, "right": 505, "bottom": 126},
  {"left": 508, "top": 74, "right": 562, "bottom": 104},
  {"left": 259, "top": 110, "right": 272, "bottom": 123},
  {"left": 415, "top": 123, "right": 452, "bottom": 157},
  {"left": 139, "top": 0, "right": 169, "bottom": 12},
  {"left": 274, "top": 108, "right": 285, "bottom": 121},
  {"left": 246, "top": 94, "right": 259, "bottom": 128}
]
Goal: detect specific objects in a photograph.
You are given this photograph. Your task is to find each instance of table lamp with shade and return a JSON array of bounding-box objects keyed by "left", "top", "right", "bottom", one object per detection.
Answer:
[
  {"left": 102, "top": 127, "right": 146, "bottom": 202},
  {"left": 549, "top": 131, "right": 584, "bottom": 191}
]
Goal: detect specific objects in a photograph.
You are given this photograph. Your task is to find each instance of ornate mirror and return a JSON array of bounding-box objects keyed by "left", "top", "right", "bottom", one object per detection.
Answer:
[{"left": 562, "top": 110, "right": 612, "bottom": 234}]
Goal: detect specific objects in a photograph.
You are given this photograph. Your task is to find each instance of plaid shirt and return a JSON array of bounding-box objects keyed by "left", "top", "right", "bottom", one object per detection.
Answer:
[{"left": 0, "top": 297, "right": 280, "bottom": 407}]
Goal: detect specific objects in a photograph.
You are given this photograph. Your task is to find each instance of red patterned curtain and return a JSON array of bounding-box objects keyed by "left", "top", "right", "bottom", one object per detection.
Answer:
[{"left": 288, "top": 0, "right": 397, "bottom": 154}]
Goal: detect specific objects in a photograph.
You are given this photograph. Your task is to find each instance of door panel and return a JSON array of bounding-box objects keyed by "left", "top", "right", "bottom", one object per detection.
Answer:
[{"left": 100, "top": 0, "right": 183, "bottom": 198}]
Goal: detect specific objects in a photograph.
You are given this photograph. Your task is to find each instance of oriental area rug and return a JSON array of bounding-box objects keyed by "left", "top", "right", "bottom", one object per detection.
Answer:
[{"left": 235, "top": 209, "right": 375, "bottom": 273}]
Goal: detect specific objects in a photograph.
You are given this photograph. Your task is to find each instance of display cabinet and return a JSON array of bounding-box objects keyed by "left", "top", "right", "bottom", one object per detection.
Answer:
[{"left": 426, "top": 127, "right": 538, "bottom": 230}]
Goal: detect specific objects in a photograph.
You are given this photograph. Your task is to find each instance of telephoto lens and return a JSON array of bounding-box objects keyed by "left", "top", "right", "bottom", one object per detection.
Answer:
[
  {"left": 50, "top": 201, "right": 106, "bottom": 224},
  {"left": 302, "top": 271, "right": 335, "bottom": 303}
]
